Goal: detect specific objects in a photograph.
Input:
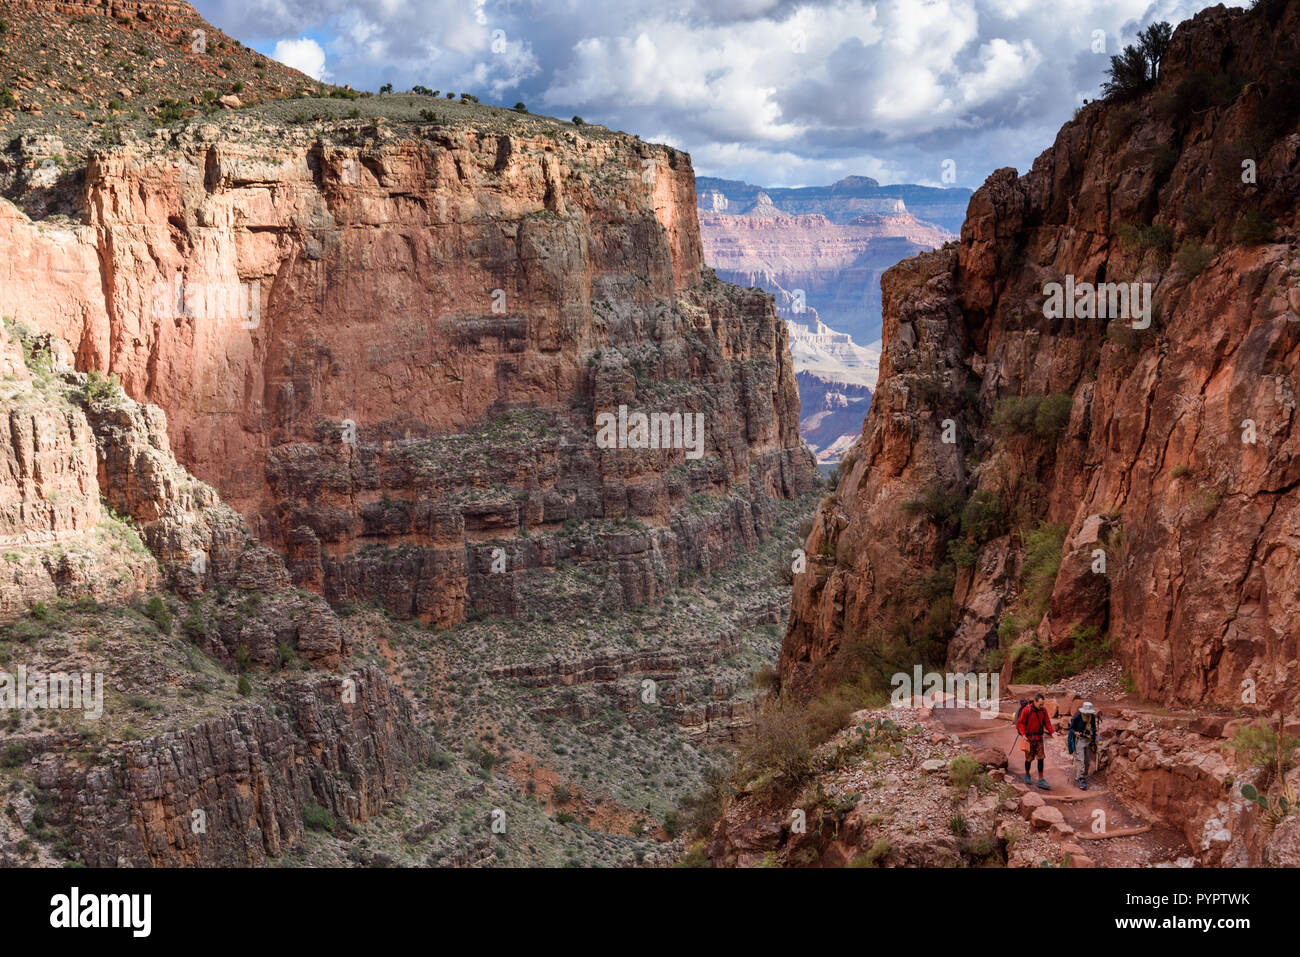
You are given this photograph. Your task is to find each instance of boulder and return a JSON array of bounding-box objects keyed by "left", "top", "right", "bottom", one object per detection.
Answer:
[
  {"left": 1020, "top": 792, "right": 1046, "bottom": 819},
  {"left": 1031, "top": 805, "right": 1065, "bottom": 829}
]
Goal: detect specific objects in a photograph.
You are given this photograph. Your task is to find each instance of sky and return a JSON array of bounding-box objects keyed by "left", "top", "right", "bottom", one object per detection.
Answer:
[{"left": 191, "top": 0, "right": 1221, "bottom": 190}]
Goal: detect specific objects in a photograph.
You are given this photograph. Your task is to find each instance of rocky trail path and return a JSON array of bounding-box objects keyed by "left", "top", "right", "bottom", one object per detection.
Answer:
[{"left": 930, "top": 690, "right": 1196, "bottom": 866}]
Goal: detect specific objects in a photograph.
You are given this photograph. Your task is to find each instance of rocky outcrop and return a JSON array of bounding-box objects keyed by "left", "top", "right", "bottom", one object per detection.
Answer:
[
  {"left": 0, "top": 113, "right": 816, "bottom": 627},
  {"left": 783, "top": 2, "right": 1300, "bottom": 719},
  {"left": 0, "top": 1, "right": 312, "bottom": 163},
  {"left": 1102, "top": 711, "right": 1300, "bottom": 867},
  {"left": 0, "top": 322, "right": 159, "bottom": 618},
  {"left": 0, "top": 321, "right": 349, "bottom": 665},
  {"left": 31, "top": 666, "right": 425, "bottom": 867}
]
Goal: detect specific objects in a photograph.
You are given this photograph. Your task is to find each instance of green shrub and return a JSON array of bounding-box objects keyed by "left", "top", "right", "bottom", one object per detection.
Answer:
[
  {"left": 849, "top": 838, "right": 891, "bottom": 867},
  {"left": 78, "top": 370, "right": 120, "bottom": 404},
  {"left": 0, "top": 742, "right": 26, "bottom": 768},
  {"left": 157, "top": 98, "right": 185, "bottom": 123},
  {"left": 1229, "top": 720, "right": 1298, "bottom": 780},
  {"left": 1174, "top": 241, "right": 1215, "bottom": 277},
  {"left": 1233, "top": 209, "right": 1276, "bottom": 245},
  {"left": 1117, "top": 222, "right": 1174, "bottom": 256},
  {"left": 1020, "top": 523, "right": 1067, "bottom": 616},
  {"left": 1012, "top": 625, "right": 1111, "bottom": 685},
  {"left": 948, "top": 755, "right": 980, "bottom": 789},
  {"left": 302, "top": 801, "right": 335, "bottom": 833},
  {"left": 960, "top": 490, "right": 1006, "bottom": 544},
  {"left": 237, "top": 674, "right": 251, "bottom": 696},
  {"left": 674, "top": 843, "right": 710, "bottom": 867},
  {"left": 7, "top": 619, "right": 47, "bottom": 644},
  {"left": 902, "top": 482, "right": 964, "bottom": 533},
  {"left": 182, "top": 602, "right": 207, "bottom": 640},
  {"left": 992, "top": 395, "right": 1041, "bottom": 436},
  {"left": 143, "top": 596, "right": 172, "bottom": 633},
  {"left": 1033, "top": 394, "right": 1073, "bottom": 438}
]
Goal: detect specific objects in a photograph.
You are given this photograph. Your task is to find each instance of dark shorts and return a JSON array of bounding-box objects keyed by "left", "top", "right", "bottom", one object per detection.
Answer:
[{"left": 1022, "top": 736, "right": 1046, "bottom": 760}]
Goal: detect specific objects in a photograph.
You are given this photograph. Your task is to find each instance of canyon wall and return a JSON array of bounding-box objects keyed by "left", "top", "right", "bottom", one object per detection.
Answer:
[
  {"left": 782, "top": 2, "right": 1300, "bottom": 717},
  {"left": 31, "top": 665, "right": 424, "bottom": 867},
  {"left": 0, "top": 117, "right": 816, "bottom": 625}
]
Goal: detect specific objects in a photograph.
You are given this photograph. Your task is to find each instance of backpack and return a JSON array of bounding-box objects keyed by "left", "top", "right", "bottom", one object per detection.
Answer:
[{"left": 1014, "top": 698, "right": 1032, "bottom": 731}]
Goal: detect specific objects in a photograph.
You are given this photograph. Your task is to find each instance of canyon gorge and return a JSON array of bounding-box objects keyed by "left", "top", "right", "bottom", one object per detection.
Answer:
[{"left": 0, "top": 0, "right": 1296, "bottom": 874}]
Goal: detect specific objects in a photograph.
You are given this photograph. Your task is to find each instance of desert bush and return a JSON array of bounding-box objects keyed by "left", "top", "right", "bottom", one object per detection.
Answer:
[
  {"left": 902, "top": 482, "right": 964, "bottom": 533},
  {"left": 849, "top": 837, "right": 891, "bottom": 867},
  {"left": 302, "top": 802, "right": 335, "bottom": 833},
  {"left": 678, "top": 765, "right": 730, "bottom": 837},
  {"left": 1233, "top": 208, "right": 1276, "bottom": 245},
  {"left": 1020, "top": 522, "right": 1067, "bottom": 614},
  {"left": 960, "top": 490, "right": 1007, "bottom": 544},
  {"left": 1174, "top": 241, "right": 1215, "bottom": 277},
  {"left": 1229, "top": 719, "right": 1298, "bottom": 782},
  {"left": 143, "top": 596, "right": 172, "bottom": 633},
  {"left": 1117, "top": 221, "right": 1174, "bottom": 257},
  {"left": 736, "top": 701, "right": 812, "bottom": 786},
  {"left": 949, "top": 755, "right": 980, "bottom": 789}
]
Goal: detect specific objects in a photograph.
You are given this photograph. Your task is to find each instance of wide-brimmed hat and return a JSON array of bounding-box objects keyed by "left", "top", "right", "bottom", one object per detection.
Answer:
[{"left": 1080, "top": 701, "right": 1095, "bottom": 714}]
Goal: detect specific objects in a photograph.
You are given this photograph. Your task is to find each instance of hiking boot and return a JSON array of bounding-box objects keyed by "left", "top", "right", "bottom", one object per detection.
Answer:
[
  {"left": 1023, "top": 774, "right": 1032, "bottom": 785},
  {"left": 1078, "top": 779, "right": 1089, "bottom": 790},
  {"left": 1036, "top": 778, "right": 1051, "bottom": 790}
]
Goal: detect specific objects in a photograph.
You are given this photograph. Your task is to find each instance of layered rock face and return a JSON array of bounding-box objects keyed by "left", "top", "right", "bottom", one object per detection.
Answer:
[
  {"left": 0, "top": 321, "right": 420, "bottom": 866},
  {"left": 783, "top": 3, "right": 1300, "bottom": 719},
  {"left": 0, "top": 323, "right": 159, "bottom": 618},
  {"left": 698, "top": 198, "right": 953, "bottom": 348},
  {"left": 32, "top": 665, "right": 424, "bottom": 867},
  {"left": 697, "top": 175, "right": 971, "bottom": 233},
  {"left": 0, "top": 117, "right": 816, "bottom": 625},
  {"left": 697, "top": 175, "right": 968, "bottom": 347}
]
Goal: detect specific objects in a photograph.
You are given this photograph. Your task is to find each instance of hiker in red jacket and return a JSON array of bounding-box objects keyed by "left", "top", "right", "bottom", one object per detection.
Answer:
[{"left": 1016, "top": 693, "right": 1055, "bottom": 790}]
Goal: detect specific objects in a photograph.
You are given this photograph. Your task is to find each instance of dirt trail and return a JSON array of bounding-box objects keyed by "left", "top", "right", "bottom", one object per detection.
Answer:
[{"left": 929, "top": 694, "right": 1193, "bottom": 866}]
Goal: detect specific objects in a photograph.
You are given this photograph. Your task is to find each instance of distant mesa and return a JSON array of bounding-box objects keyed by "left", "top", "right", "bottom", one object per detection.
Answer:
[{"left": 695, "top": 174, "right": 970, "bottom": 347}]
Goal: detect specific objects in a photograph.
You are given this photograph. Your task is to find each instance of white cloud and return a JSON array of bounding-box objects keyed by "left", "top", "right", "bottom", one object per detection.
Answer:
[
  {"left": 193, "top": 0, "right": 1224, "bottom": 188},
  {"left": 272, "top": 37, "right": 328, "bottom": 80}
]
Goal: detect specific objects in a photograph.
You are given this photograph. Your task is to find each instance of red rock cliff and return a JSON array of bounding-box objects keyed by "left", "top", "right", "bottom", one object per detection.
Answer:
[
  {"left": 0, "top": 116, "right": 816, "bottom": 624},
  {"left": 782, "top": 1, "right": 1300, "bottom": 717}
]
